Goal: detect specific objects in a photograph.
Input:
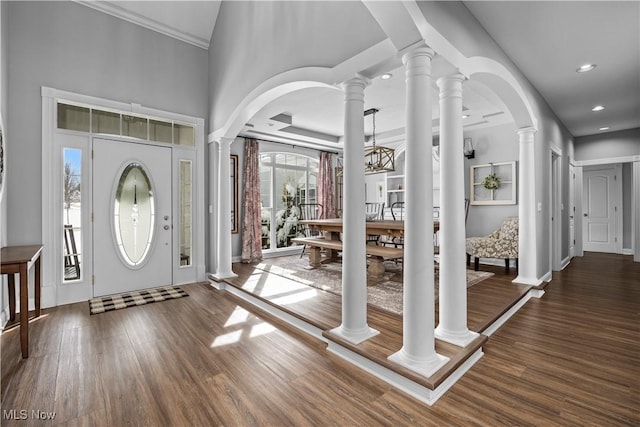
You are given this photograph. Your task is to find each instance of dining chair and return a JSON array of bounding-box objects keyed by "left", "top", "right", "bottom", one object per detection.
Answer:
[
  {"left": 298, "top": 203, "right": 323, "bottom": 257},
  {"left": 381, "top": 201, "right": 404, "bottom": 249},
  {"left": 365, "top": 202, "right": 384, "bottom": 245}
]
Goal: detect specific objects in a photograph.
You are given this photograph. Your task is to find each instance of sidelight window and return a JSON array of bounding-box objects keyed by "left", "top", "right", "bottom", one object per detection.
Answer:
[{"left": 62, "top": 148, "right": 82, "bottom": 281}]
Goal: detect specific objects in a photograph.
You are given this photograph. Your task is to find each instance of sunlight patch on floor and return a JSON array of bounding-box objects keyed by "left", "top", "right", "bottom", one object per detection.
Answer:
[
  {"left": 243, "top": 272, "right": 314, "bottom": 299},
  {"left": 270, "top": 288, "right": 318, "bottom": 305},
  {"left": 210, "top": 329, "right": 242, "bottom": 348},
  {"left": 224, "top": 306, "right": 250, "bottom": 327},
  {"left": 213, "top": 303, "right": 279, "bottom": 348},
  {"left": 249, "top": 322, "right": 277, "bottom": 338},
  {"left": 255, "top": 262, "right": 314, "bottom": 285}
]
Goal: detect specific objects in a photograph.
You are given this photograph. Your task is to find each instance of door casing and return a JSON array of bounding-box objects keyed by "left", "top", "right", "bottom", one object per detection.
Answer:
[{"left": 582, "top": 164, "right": 622, "bottom": 253}]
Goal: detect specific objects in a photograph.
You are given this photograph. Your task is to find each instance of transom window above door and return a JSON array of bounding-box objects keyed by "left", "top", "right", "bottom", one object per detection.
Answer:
[{"left": 57, "top": 102, "right": 195, "bottom": 146}]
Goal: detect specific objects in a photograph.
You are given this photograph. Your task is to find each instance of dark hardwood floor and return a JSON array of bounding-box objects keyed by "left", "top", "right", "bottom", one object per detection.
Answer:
[{"left": 2, "top": 252, "right": 638, "bottom": 426}]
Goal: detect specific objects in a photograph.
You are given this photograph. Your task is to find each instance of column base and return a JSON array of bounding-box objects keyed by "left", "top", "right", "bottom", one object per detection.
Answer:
[
  {"left": 330, "top": 325, "right": 380, "bottom": 345},
  {"left": 210, "top": 271, "right": 238, "bottom": 281},
  {"left": 208, "top": 279, "right": 226, "bottom": 291},
  {"left": 512, "top": 275, "right": 542, "bottom": 286},
  {"left": 434, "top": 326, "right": 480, "bottom": 348},
  {"left": 388, "top": 348, "right": 450, "bottom": 378}
]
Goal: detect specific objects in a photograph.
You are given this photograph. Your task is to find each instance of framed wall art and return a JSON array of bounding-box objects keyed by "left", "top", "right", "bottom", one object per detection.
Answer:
[{"left": 470, "top": 161, "right": 517, "bottom": 205}]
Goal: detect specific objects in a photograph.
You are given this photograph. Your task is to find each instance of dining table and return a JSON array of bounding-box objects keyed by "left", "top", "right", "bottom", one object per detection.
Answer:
[
  {"left": 299, "top": 218, "right": 440, "bottom": 282},
  {"left": 299, "top": 218, "right": 439, "bottom": 239}
]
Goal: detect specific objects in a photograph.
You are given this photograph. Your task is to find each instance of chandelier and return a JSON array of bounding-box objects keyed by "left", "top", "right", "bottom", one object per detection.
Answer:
[
  {"left": 364, "top": 108, "right": 395, "bottom": 174},
  {"left": 335, "top": 108, "right": 395, "bottom": 177}
]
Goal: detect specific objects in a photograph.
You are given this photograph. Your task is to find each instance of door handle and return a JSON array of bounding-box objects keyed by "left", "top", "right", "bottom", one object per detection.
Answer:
[
  {"left": 583, "top": 213, "right": 588, "bottom": 217},
  {"left": 164, "top": 225, "right": 170, "bottom": 230}
]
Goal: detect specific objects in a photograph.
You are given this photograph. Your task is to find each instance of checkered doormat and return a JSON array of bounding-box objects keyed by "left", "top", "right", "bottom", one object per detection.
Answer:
[{"left": 89, "top": 286, "right": 189, "bottom": 315}]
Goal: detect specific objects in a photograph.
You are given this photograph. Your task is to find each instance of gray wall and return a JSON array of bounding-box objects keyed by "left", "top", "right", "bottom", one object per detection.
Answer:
[
  {"left": 574, "top": 128, "right": 640, "bottom": 161},
  {"left": 6, "top": 1, "right": 208, "bottom": 246},
  {"left": 463, "top": 122, "right": 519, "bottom": 238},
  {"left": 1, "top": 1, "right": 8, "bottom": 323}
]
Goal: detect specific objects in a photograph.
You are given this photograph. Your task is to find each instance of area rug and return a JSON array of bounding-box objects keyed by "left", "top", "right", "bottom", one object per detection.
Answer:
[
  {"left": 89, "top": 286, "right": 189, "bottom": 315},
  {"left": 254, "top": 255, "right": 494, "bottom": 315}
]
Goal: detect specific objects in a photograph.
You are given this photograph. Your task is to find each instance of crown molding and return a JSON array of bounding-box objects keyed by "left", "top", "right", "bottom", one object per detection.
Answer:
[{"left": 75, "top": 1, "right": 210, "bottom": 49}]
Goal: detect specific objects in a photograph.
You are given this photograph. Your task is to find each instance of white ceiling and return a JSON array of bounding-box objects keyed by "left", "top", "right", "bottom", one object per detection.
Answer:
[
  {"left": 80, "top": 1, "right": 640, "bottom": 144},
  {"left": 464, "top": 1, "right": 640, "bottom": 138}
]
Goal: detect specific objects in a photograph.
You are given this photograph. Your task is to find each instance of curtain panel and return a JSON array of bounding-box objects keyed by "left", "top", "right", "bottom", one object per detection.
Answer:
[
  {"left": 318, "top": 151, "right": 335, "bottom": 219},
  {"left": 240, "top": 138, "right": 263, "bottom": 263}
]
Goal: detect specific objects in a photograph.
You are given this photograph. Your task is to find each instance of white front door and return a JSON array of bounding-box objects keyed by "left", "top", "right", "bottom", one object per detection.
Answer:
[
  {"left": 582, "top": 166, "right": 618, "bottom": 253},
  {"left": 93, "top": 138, "right": 172, "bottom": 297}
]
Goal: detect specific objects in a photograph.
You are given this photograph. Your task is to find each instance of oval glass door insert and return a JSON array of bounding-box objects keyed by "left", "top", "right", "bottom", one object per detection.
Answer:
[{"left": 114, "top": 163, "right": 155, "bottom": 266}]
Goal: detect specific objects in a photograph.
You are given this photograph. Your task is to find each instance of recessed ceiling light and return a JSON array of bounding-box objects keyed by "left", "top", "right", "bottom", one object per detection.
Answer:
[
  {"left": 577, "top": 63, "right": 596, "bottom": 73},
  {"left": 380, "top": 73, "right": 392, "bottom": 80},
  {"left": 462, "top": 114, "right": 469, "bottom": 119},
  {"left": 592, "top": 105, "right": 605, "bottom": 112},
  {"left": 599, "top": 126, "right": 610, "bottom": 131}
]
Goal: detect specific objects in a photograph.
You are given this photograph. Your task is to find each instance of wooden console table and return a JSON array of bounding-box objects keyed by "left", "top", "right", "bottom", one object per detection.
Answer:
[{"left": 1, "top": 245, "right": 43, "bottom": 358}]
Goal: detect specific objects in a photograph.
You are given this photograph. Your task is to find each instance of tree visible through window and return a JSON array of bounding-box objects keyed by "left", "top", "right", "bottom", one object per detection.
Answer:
[
  {"left": 63, "top": 148, "right": 82, "bottom": 281},
  {"left": 64, "top": 162, "right": 80, "bottom": 223},
  {"left": 260, "top": 153, "right": 318, "bottom": 250}
]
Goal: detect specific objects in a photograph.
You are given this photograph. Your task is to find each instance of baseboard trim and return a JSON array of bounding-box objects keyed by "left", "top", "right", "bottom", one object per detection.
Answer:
[
  {"left": 560, "top": 256, "right": 571, "bottom": 270},
  {"left": 540, "top": 271, "right": 552, "bottom": 283},
  {"left": 232, "top": 248, "right": 301, "bottom": 264},
  {"left": 474, "top": 258, "right": 516, "bottom": 268},
  {"left": 326, "top": 340, "right": 484, "bottom": 406},
  {"left": 622, "top": 248, "right": 633, "bottom": 256}
]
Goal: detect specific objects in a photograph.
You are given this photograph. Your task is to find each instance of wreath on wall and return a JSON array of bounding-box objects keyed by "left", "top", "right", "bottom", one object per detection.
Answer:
[{"left": 482, "top": 173, "right": 501, "bottom": 190}]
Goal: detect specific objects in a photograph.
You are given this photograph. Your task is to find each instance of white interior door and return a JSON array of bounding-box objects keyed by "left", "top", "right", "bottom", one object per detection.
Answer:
[
  {"left": 569, "top": 164, "right": 575, "bottom": 258},
  {"left": 93, "top": 138, "right": 172, "bottom": 297},
  {"left": 582, "top": 167, "right": 618, "bottom": 253}
]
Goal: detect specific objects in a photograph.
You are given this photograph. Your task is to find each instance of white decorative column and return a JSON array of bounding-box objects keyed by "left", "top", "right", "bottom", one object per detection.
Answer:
[
  {"left": 434, "top": 73, "right": 479, "bottom": 347},
  {"left": 330, "top": 76, "right": 379, "bottom": 344},
  {"left": 513, "top": 127, "right": 539, "bottom": 285},
  {"left": 211, "top": 137, "right": 237, "bottom": 281},
  {"left": 208, "top": 139, "right": 218, "bottom": 275},
  {"left": 634, "top": 159, "right": 640, "bottom": 262},
  {"left": 388, "top": 46, "right": 449, "bottom": 376}
]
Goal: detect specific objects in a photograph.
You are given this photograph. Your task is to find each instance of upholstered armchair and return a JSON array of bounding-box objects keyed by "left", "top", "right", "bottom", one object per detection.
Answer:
[{"left": 466, "top": 216, "right": 518, "bottom": 272}]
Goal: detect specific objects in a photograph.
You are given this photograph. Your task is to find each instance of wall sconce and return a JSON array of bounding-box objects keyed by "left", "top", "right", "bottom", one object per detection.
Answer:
[{"left": 463, "top": 137, "right": 475, "bottom": 159}]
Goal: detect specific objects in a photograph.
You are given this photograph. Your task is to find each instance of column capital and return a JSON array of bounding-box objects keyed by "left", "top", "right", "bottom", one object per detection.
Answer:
[
  {"left": 436, "top": 72, "right": 466, "bottom": 87},
  {"left": 437, "top": 73, "right": 466, "bottom": 99},
  {"left": 402, "top": 46, "right": 435, "bottom": 80},
  {"left": 517, "top": 126, "right": 537, "bottom": 138},
  {"left": 218, "top": 137, "right": 235, "bottom": 147},
  {"left": 401, "top": 45, "right": 435, "bottom": 66},
  {"left": 341, "top": 75, "right": 370, "bottom": 90},
  {"left": 342, "top": 75, "right": 369, "bottom": 105}
]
